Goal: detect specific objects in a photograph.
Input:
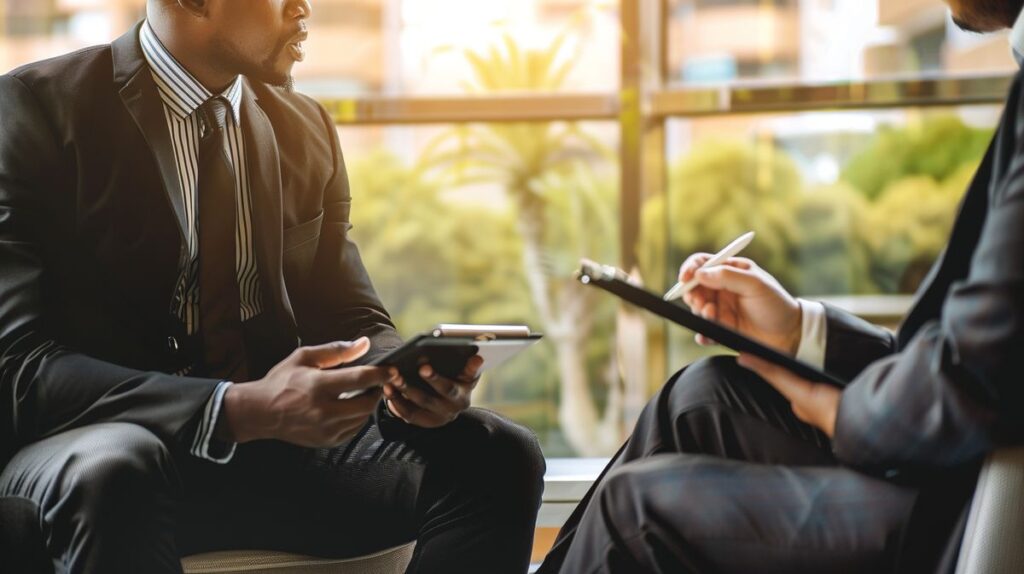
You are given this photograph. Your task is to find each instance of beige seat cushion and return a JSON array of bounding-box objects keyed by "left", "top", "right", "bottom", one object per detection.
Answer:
[
  {"left": 181, "top": 542, "right": 415, "bottom": 574},
  {"left": 956, "top": 447, "right": 1024, "bottom": 574}
]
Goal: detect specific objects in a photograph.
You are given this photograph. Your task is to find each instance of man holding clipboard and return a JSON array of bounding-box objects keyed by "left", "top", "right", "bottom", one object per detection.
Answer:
[{"left": 539, "top": 1, "right": 1024, "bottom": 572}]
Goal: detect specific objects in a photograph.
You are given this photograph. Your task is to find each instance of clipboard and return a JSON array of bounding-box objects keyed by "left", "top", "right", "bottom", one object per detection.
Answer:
[
  {"left": 370, "top": 324, "right": 543, "bottom": 395},
  {"left": 577, "top": 260, "right": 847, "bottom": 388}
]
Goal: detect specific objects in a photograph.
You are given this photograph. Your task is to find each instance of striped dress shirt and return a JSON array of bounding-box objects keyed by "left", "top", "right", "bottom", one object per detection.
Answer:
[{"left": 141, "top": 21, "right": 263, "bottom": 462}]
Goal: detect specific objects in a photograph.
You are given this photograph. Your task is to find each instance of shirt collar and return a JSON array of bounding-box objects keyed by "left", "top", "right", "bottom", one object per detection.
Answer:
[
  {"left": 139, "top": 20, "right": 243, "bottom": 123},
  {"left": 1010, "top": 8, "right": 1024, "bottom": 67}
]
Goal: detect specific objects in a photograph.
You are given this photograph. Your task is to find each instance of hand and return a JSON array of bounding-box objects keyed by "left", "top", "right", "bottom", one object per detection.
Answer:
[
  {"left": 679, "top": 254, "right": 802, "bottom": 355},
  {"left": 382, "top": 355, "right": 484, "bottom": 428},
  {"left": 737, "top": 354, "right": 840, "bottom": 437},
  {"left": 220, "top": 337, "right": 392, "bottom": 448}
]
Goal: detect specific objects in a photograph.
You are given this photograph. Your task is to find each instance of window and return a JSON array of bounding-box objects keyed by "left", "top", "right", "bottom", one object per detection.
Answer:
[
  {"left": 0, "top": 0, "right": 1009, "bottom": 457},
  {"left": 668, "top": 0, "right": 1015, "bottom": 84},
  {"left": 338, "top": 122, "right": 619, "bottom": 457}
]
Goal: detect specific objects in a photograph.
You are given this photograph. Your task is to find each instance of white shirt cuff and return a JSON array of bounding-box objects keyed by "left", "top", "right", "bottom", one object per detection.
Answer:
[
  {"left": 191, "top": 380, "right": 237, "bottom": 463},
  {"left": 795, "top": 299, "right": 828, "bottom": 370}
]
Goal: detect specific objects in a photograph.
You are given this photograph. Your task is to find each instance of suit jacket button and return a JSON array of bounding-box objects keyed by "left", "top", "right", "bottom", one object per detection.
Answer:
[{"left": 167, "top": 336, "right": 180, "bottom": 352}]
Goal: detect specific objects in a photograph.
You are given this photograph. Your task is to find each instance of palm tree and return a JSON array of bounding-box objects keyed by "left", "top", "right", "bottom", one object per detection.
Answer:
[{"left": 422, "top": 32, "right": 624, "bottom": 455}]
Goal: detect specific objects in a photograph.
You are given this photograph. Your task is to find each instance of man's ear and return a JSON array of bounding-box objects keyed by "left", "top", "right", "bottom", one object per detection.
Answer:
[{"left": 175, "top": 0, "right": 209, "bottom": 17}]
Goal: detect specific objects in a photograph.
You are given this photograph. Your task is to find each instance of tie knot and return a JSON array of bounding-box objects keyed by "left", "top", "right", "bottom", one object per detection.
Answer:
[{"left": 200, "top": 97, "right": 230, "bottom": 135}]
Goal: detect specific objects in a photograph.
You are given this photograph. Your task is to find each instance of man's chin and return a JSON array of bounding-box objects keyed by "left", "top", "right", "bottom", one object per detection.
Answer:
[{"left": 247, "top": 66, "right": 295, "bottom": 91}]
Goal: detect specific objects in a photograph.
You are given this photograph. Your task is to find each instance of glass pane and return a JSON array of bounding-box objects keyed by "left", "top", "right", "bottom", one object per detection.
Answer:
[
  {"left": 667, "top": 0, "right": 1016, "bottom": 86},
  {"left": 652, "top": 105, "right": 999, "bottom": 369},
  {"left": 1, "top": 0, "right": 621, "bottom": 96},
  {"left": 338, "top": 121, "right": 623, "bottom": 456}
]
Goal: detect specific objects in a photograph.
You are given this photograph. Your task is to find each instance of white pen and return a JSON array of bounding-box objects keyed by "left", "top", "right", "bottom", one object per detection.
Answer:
[{"left": 663, "top": 231, "right": 756, "bottom": 301}]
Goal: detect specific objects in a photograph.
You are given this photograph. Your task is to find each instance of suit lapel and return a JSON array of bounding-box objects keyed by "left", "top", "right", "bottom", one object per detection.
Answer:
[
  {"left": 112, "top": 23, "right": 189, "bottom": 245},
  {"left": 240, "top": 84, "right": 298, "bottom": 335}
]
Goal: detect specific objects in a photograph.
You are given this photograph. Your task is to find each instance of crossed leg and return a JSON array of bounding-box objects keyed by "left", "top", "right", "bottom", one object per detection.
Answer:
[{"left": 540, "top": 356, "right": 922, "bottom": 574}]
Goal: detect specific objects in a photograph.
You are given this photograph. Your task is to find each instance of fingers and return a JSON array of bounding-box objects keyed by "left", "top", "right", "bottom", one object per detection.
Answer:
[
  {"left": 460, "top": 355, "right": 485, "bottom": 383},
  {"left": 682, "top": 285, "right": 714, "bottom": 309},
  {"left": 694, "top": 265, "right": 763, "bottom": 296},
  {"left": 381, "top": 361, "right": 478, "bottom": 428},
  {"left": 723, "top": 256, "right": 754, "bottom": 270},
  {"left": 321, "top": 387, "right": 383, "bottom": 421},
  {"left": 382, "top": 384, "right": 455, "bottom": 428},
  {"left": 680, "top": 255, "right": 753, "bottom": 283},
  {"left": 419, "top": 365, "right": 458, "bottom": 400},
  {"left": 738, "top": 353, "right": 840, "bottom": 437},
  {"left": 679, "top": 253, "right": 712, "bottom": 284},
  {"left": 682, "top": 257, "right": 753, "bottom": 309},
  {"left": 315, "top": 365, "right": 394, "bottom": 396},
  {"left": 383, "top": 390, "right": 432, "bottom": 427},
  {"left": 717, "top": 296, "right": 740, "bottom": 331},
  {"left": 293, "top": 337, "right": 371, "bottom": 369},
  {"left": 397, "top": 371, "right": 470, "bottom": 415}
]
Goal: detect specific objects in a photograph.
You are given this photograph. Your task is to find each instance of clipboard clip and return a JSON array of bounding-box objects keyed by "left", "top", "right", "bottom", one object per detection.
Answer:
[{"left": 578, "top": 259, "right": 633, "bottom": 284}]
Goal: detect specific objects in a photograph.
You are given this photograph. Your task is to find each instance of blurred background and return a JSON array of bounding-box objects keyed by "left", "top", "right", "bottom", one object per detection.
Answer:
[{"left": 1, "top": 0, "right": 1015, "bottom": 457}]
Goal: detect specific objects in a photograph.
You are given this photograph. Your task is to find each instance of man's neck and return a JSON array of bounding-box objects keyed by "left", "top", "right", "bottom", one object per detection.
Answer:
[{"left": 148, "top": 19, "right": 237, "bottom": 94}]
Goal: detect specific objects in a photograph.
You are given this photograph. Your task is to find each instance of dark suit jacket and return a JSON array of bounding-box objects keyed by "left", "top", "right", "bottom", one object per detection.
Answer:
[
  {"left": 821, "top": 69, "right": 1024, "bottom": 567},
  {"left": 0, "top": 22, "right": 402, "bottom": 468}
]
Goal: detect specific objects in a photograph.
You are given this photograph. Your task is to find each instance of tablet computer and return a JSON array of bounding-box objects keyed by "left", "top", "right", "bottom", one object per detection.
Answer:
[
  {"left": 369, "top": 324, "right": 543, "bottom": 395},
  {"left": 577, "top": 260, "right": 847, "bottom": 388}
]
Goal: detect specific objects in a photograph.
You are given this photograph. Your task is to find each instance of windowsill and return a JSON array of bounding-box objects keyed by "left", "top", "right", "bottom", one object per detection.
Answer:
[{"left": 540, "top": 458, "right": 608, "bottom": 527}]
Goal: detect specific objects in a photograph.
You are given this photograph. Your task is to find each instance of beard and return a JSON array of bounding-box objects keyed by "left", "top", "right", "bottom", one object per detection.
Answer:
[
  {"left": 214, "top": 33, "right": 295, "bottom": 91},
  {"left": 952, "top": 0, "right": 1024, "bottom": 32},
  {"left": 952, "top": 15, "right": 983, "bottom": 33}
]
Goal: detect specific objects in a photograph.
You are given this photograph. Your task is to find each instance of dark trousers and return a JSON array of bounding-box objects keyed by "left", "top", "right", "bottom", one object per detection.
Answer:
[
  {"left": 538, "top": 356, "right": 967, "bottom": 574},
  {"left": 0, "top": 408, "right": 544, "bottom": 574}
]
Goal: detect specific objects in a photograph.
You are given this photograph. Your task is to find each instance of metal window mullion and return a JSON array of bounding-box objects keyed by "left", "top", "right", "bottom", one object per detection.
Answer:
[{"left": 621, "top": 0, "right": 670, "bottom": 409}]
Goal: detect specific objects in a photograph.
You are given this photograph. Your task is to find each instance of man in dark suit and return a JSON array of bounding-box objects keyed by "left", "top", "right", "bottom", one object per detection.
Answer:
[
  {"left": 0, "top": 1, "right": 544, "bottom": 572},
  {"left": 539, "top": 1, "right": 1024, "bottom": 572}
]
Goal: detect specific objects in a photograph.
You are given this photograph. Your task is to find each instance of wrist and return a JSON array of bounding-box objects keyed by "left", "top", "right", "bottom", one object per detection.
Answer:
[
  {"left": 785, "top": 298, "right": 804, "bottom": 356},
  {"left": 219, "top": 383, "right": 263, "bottom": 443}
]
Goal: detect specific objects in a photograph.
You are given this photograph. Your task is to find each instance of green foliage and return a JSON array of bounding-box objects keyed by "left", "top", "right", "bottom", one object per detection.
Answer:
[
  {"left": 462, "top": 32, "right": 574, "bottom": 93},
  {"left": 534, "top": 164, "right": 619, "bottom": 275},
  {"left": 349, "top": 20, "right": 991, "bottom": 455},
  {"left": 867, "top": 162, "right": 975, "bottom": 292},
  {"left": 641, "top": 139, "right": 803, "bottom": 290},
  {"left": 841, "top": 115, "right": 990, "bottom": 200},
  {"left": 790, "top": 182, "right": 875, "bottom": 295},
  {"left": 643, "top": 115, "right": 987, "bottom": 297},
  {"left": 347, "top": 150, "right": 534, "bottom": 335}
]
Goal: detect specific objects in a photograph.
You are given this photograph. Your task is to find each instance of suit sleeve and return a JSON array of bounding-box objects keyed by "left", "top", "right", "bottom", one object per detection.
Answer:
[
  {"left": 832, "top": 137, "right": 1024, "bottom": 473},
  {"left": 821, "top": 303, "right": 897, "bottom": 382},
  {"left": 0, "top": 74, "right": 221, "bottom": 459},
  {"left": 295, "top": 103, "right": 403, "bottom": 363}
]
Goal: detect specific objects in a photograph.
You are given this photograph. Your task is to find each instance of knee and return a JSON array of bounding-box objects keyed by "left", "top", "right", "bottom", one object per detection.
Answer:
[
  {"left": 458, "top": 410, "right": 546, "bottom": 504},
  {"left": 660, "top": 355, "right": 744, "bottom": 416},
  {"left": 59, "top": 424, "right": 179, "bottom": 522},
  {"left": 595, "top": 455, "right": 708, "bottom": 533},
  {"left": 593, "top": 456, "right": 676, "bottom": 536}
]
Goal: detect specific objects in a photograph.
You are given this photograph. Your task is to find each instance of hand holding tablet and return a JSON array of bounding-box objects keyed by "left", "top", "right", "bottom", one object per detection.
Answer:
[{"left": 370, "top": 324, "right": 542, "bottom": 396}]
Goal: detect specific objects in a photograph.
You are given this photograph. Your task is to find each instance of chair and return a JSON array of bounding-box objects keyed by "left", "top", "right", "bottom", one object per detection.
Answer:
[
  {"left": 955, "top": 447, "right": 1024, "bottom": 574},
  {"left": 181, "top": 542, "right": 415, "bottom": 574}
]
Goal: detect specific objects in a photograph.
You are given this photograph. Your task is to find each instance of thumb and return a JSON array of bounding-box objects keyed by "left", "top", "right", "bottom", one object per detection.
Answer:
[
  {"left": 296, "top": 337, "right": 371, "bottom": 369},
  {"left": 695, "top": 265, "right": 762, "bottom": 296}
]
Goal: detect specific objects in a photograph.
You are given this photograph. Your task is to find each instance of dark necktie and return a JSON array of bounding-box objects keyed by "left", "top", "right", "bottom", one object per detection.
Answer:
[{"left": 197, "top": 97, "right": 249, "bottom": 382}]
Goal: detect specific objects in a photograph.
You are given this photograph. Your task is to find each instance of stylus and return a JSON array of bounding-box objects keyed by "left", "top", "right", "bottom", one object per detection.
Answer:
[{"left": 663, "top": 231, "right": 755, "bottom": 301}]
